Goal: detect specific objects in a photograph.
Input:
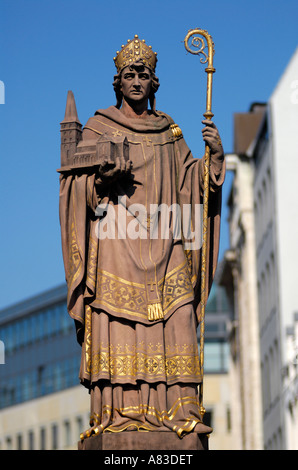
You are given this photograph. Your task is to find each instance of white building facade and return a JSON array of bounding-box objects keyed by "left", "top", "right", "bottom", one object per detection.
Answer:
[
  {"left": 221, "top": 48, "right": 298, "bottom": 449},
  {"left": 267, "top": 48, "right": 298, "bottom": 449}
]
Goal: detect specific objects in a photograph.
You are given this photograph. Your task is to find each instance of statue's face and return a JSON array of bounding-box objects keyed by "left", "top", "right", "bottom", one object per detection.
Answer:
[{"left": 120, "top": 64, "right": 152, "bottom": 105}]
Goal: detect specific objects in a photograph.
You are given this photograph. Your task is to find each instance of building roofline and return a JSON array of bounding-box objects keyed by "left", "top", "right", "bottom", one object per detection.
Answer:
[{"left": 0, "top": 283, "right": 67, "bottom": 325}]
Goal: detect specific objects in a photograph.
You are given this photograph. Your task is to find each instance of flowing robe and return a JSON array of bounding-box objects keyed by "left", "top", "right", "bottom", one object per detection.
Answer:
[{"left": 59, "top": 106, "right": 225, "bottom": 437}]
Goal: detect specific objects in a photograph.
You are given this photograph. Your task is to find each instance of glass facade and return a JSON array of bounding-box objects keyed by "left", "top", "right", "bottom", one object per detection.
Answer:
[
  {"left": 1, "top": 355, "right": 80, "bottom": 409},
  {"left": 203, "top": 283, "right": 230, "bottom": 374},
  {"left": 1, "top": 302, "right": 72, "bottom": 355},
  {"left": 0, "top": 287, "right": 81, "bottom": 410}
]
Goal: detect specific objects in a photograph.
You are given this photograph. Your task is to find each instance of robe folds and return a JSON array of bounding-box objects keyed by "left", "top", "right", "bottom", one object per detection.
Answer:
[{"left": 59, "top": 106, "right": 225, "bottom": 437}]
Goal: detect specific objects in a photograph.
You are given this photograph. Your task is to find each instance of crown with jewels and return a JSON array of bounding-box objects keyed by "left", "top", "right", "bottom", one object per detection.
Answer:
[{"left": 113, "top": 35, "right": 157, "bottom": 73}]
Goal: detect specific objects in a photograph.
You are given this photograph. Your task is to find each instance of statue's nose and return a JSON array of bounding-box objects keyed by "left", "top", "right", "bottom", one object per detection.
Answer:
[{"left": 132, "top": 76, "right": 141, "bottom": 87}]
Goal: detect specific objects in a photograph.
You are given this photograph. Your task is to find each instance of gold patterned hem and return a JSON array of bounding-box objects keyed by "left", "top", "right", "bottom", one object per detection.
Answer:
[
  {"left": 104, "top": 422, "right": 156, "bottom": 433},
  {"left": 172, "top": 418, "right": 199, "bottom": 438},
  {"left": 84, "top": 340, "right": 201, "bottom": 384},
  {"left": 88, "top": 395, "right": 203, "bottom": 439}
]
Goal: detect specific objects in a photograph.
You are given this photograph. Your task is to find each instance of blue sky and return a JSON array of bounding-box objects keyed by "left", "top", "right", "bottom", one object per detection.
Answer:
[{"left": 0, "top": 0, "right": 297, "bottom": 310}]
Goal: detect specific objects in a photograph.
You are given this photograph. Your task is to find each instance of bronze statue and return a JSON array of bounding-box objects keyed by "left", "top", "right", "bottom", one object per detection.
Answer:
[{"left": 59, "top": 34, "right": 225, "bottom": 449}]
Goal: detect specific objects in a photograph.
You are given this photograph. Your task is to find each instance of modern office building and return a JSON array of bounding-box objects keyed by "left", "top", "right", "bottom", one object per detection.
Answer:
[
  {"left": 0, "top": 284, "right": 87, "bottom": 450},
  {"left": 0, "top": 280, "right": 232, "bottom": 450}
]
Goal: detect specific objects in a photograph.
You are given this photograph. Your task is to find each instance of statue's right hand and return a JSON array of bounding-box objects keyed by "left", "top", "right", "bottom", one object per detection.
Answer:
[{"left": 96, "top": 156, "right": 133, "bottom": 182}]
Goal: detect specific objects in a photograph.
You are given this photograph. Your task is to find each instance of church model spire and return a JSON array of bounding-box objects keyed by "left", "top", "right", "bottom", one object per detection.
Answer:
[{"left": 60, "top": 90, "right": 82, "bottom": 167}]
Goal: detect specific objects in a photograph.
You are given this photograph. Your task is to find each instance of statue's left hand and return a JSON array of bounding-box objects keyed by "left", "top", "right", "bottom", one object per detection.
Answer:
[{"left": 201, "top": 120, "right": 223, "bottom": 155}]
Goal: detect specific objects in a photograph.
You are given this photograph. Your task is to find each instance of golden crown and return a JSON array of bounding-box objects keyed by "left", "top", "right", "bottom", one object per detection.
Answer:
[{"left": 114, "top": 35, "right": 157, "bottom": 73}]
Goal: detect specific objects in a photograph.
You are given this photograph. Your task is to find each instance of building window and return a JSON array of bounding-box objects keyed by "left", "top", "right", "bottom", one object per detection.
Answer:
[
  {"left": 52, "top": 424, "right": 58, "bottom": 450},
  {"left": 278, "top": 427, "right": 283, "bottom": 450},
  {"left": 16, "top": 433, "right": 23, "bottom": 450},
  {"left": 0, "top": 301, "right": 74, "bottom": 356},
  {"left": 264, "top": 354, "right": 271, "bottom": 412},
  {"left": 6, "top": 436, "right": 12, "bottom": 450},
  {"left": 226, "top": 406, "right": 231, "bottom": 432},
  {"left": 76, "top": 416, "right": 83, "bottom": 441},
  {"left": 0, "top": 354, "right": 81, "bottom": 410},
  {"left": 204, "top": 341, "right": 229, "bottom": 373},
  {"left": 64, "top": 420, "right": 71, "bottom": 448},
  {"left": 28, "top": 430, "right": 34, "bottom": 450},
  {"left": 40, "top": 427, "right": 46, "bottom": 450}
]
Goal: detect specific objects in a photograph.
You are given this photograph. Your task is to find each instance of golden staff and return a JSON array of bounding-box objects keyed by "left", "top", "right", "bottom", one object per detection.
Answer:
[{"left": 183, "top": 28, "right": 215, "bottom": 418}]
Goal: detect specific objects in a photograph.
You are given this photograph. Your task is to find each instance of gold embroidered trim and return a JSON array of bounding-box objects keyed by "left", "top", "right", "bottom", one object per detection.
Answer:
[
  {"left": 86, "top": 119, "right": 179, "bottom": 145},
  {"left": 92, "top": 396, "right": 200, "bottom": 423},
  {"left": 93, "top": 260, "right": 194, "bottom": 322},
  {"left": 104, "top": 423, "right": 155, "bottom": 433},
  {"left": 95, "top": 270, "right": 147, "bottom": 319},
  {"left": 86, "top": 236, "right": 97, "bottom": 290},
  {"left": 89, "top": 395, "right": 201, "bottom": 437},
  {"left": 86, "top": 341, "right": 201, "bottom": 382},
  {"left": 85, "top": 305, "right": 92, "bottom": 374},
  {"left": 67, "top": 189, "right": 84, "bottom": 297},
  {"left": 97, "top": 268, "right": 144, "bottom": 288},
  {"left": 68, "top": 221, "right": 82, "bottom": 290},
  {"left": 161, "top": 261, "right": 193, "bottom": 315}
]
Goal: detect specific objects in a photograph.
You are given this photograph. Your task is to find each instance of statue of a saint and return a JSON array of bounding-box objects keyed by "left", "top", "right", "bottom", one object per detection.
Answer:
[{"left": 59, "top": 35, "right": 225, "bottom": 445}]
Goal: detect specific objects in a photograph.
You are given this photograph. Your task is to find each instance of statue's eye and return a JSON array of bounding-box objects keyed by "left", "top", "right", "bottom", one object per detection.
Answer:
[
  {"left": 139, "top": 73, "right": 150, "bottom": 80},
  {"left": 123, "top": 73, "right": 135, "bottom": 80}
]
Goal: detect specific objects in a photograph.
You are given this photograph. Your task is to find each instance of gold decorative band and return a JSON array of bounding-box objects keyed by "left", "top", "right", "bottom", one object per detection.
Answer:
[
  {"left": 84, "top": 395, "right": 202, "bottom": 438},
  {"left": 85, "top": 340, "right": 201, "bottom": 383}
]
